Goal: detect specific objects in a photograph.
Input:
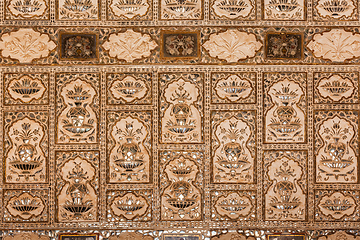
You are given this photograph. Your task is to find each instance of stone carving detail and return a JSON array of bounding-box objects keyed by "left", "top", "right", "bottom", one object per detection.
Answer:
[
  {"left": 58, "top": 0, "right": 99, "bottom": 20},
  {"left": 307, "top": 29, "right": 360, "bottom": 62},
  {"left": 265, "top": 78, "right": 305, "bottom": 143},
  {"left": 265, "top": 157, "right": 306, "bottom": 220},
  {"left": 7, "top": 75, "right": 46, "bottom": 103},
  {"left": 316, "top": 116, "right": 357, "bottom": 183},
  {"left": 58, "top": 156, "right": 97, "bottom": 222},
  {"left": 109, "top": 115, "right": 151, "bottom": 183},
  {"left": 6, "top": 192, "right": 45, "bottom": 220},
  {"left": 57, "top": 78, "right": 97, "bottom": 143},
  {"left": 5, "top": 117, "right": 47, "bottom": 183},
  {"left": 212, "top": 233, "right": 256, "bottom": 240},
  {"left": 316, "top": 75, "right": 355, "bottom": 102},
  {"left": 266, "top": 33, "right": 303, "bottom": 59},
  {"left": 213, "top": 116, "right": 254, "bottom": 183},
  {"left": 160, "top": 0, "right": 202, "bottom": 19},
  {"left": 318, "top": 192, "right": 356, "bottom": 219},
  {"left": 7, "top": 0, "right": 47, "bottom": 18},
  {"left": 214, "top": 192, "right": 253, "bottom": 219},
  {"left": 109, "top": 233, "right": 153, "bottom": 240},
  {"left": 110, "top": 192, "right": 149, "bottom": 220},
  {"left": 212, "top": 0, "right": 253, "bottom": 19},
  {"left": 4, "top": 233, "right": 50, "bottom": 240},
  {"left": 161, "top": 78, "right": 202, "bottom": 143},
  {"left": 318, "top": 231, "right": 360, "bottom": 240},
  {"left": 263, "top": 0, "right": 305, "bottom": 20},
  {"left": 203, "top": 29, "right": 262, "bottom": 63},
  {"left": 315, "top": 0, "right": 356, "bottom": 19},
  {"left": 110, "top": 0, "right": 149, "bottom": 19},
  {"left": 161, "top": 155, "right": 201, "bottom": 220},
  {"left": 215, "top": 74, "right": 253, "bottom": 102},
  {"left": 0, "top": 28, "right": 56, "bottom": 63},
  {"left": 110, "top": 76, "right": 149, "bottom": 103},
  {"left": 102, "top": 29, "right": 157, "bottom": 63}
]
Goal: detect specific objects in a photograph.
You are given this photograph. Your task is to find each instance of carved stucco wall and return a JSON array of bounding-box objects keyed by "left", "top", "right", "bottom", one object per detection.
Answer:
[{"left": 0, "top": 0, "right": 360, "bottom": 239}]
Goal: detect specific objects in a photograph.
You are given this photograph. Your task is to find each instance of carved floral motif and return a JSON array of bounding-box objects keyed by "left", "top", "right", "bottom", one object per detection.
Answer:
[
  {"left": 4, "top": 233, "right": 49, "bottom": 240},
  {"left": 6, "top": 192, "right": 45, "bottom": 220},
  {"left": 109, "top": 233, "right": 153, "bottom": 240},
  {"left": 318, "top": 231, "right": 360, "bottom": 240},
  {"left": 316, "top": 116, "right": 357, "bottom": 183},
  {"left": 315, "top": 0, "right": 356, "bottom": 19},
  {"left": 215, "top": 74, "right": 253, "bottom": 102},
  {"left": 160, "top": 0, "right": 202, "bottom": 19},
  {"left": 214, "top": 192, "right": 253, "bottom": 219},
  {"left": 212, "top": 233, "right": 256, "bottom": 240},
  {"left": 307, "top": 29, "right": 360, "bottom": 62},
  {"left": 0, "top": 28, "right": 56, "bottom": 63},
  {"left": 58, "top": 0, "right": 99, "bottom": 20},
  {"left": 212, "top": 0, "right": 253, "bottom": 19},
  {"left": 264, "top": 0, "right": 305, "bottom": 20},
  {"left": 110, "top": 0, "right": 150, "bottom": 19},
  {"left": 265, "top": 157, "right": 306, "bottom": 220},
  {"left": 7, "top": 75, "right": 46, "bottom": 103},
  {"left": 316, "top": 74, "right": 355, "bottom": 102},
  {"left": 110, "top": 192, "right": 149, "bottom": 219},
  {"left": 318, "top": 192, "right": 356, "bottom": 219},
  {"left": 203, "top": 29, "right": 262, "bottom": 63},
  {"left": 7, "top": 0, "right": 47, "bottom": 18},
  {"left": 102, "top": 29, "right": 157, "bottom": 63},
  {"left": 110, "top": 76, "right": 149, "bottom": 103}
]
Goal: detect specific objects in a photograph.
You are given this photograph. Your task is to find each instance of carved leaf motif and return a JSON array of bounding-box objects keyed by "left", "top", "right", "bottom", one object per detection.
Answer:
[
  {"left": 215, "top": 74, "right": 253, "bottom": 102},
  {"left": 110, "top": 76, "right": 148, "bottom": 103},
  {"left": 318, "top": 192, "right": 356, "bottom": 219},
  {"left": 6, "top": 192, "right": 45, "bottom": 220},
  {"left": 102, "top": 29, "right": 158, "bottom": 63},
  {"left": 318, "top": 231, "right": 360, "bottom": 240},
  {"left": 212, "top": 233, "right": 255, "bottom": 240},
  {"left": 307, "top": 29, "right": 360, "bottom": 62},
  {"left": 110, "top": 0, "right": 149, "bottom": 19},
  {"left": 316, "top": 0, "right": 355, "bottom": 19},
  {"left": 4, "top": 233, "right": 50, "bottom": 240},
  {"left": 214, "top": 192, "right": 253, "bottom": 219},
  {"left": 8, "top": 0, "right": 47, "bottom": 18},
  {"left": 109, "top": 232, "right": 153, "bottom": 240},
  {"left": 8, "top": 75, "right": 46, "bottom": 103},
  {"left": 212, "top": 0, "right": 253, "bottom": 19},
  {"left": 203, "top": 29, "right": 262, "bottom": 62},
  {"left": 0, "top": 28, "right": 56, "bottom": 63},
  {"left": 317, "top": 75, "right": 355, "bottom": 102},
  {"left": 110, "top": 192, "right": 149, "bottom": 219}
]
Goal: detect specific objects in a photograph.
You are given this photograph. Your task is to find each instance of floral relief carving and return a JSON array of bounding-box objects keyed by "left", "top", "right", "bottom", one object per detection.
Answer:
[
  {"left": 265, "top": 78, "right": 306, "bottom": 143},
  {"left": 316, "top": 115, "right": 358, "bottom": 183},
  {"left": 211, "top": 0, "right": 253, "bottom": 19},
  {"left": 213, "top": 116, "right": 255, "bottom": 183},
  {"left": 57, "top": 78, "right": 97, "bottom": 143},
  {"left": 6, "top": 192, "right": 45, "bottom": 220},
  {"left": 265, "top": 156, "right": 306, "bottom": 220},
  {"left": 161, "top": 155, "right": 201, "bottom": 220},
  {"left": 58, "top": 0, "right": 99, "bottom": 20},
  {"left": 203, "top": 29, "right": 262, "bottom": 63},
  {"left": 316, "top": 74, "right": 355, "bottom": 102},
  {"left": 0, "top": 28, "right": 56, "bottom": 63},
  {"left": 307, "top": 29, "right": 360, "bottom": 62},
  {"left": 215, "top": 74, "right": 253, "bottom": 102},
  {"left": 315, "top": 0, "right": 356, "bottom": 19},
  {"left": 109, "top": 232, "right": 153, "bottom": 240},
  {"left": 57, "top": 156, "right": 98, "bottom": 222},
  {"left": 109, "top": 115, "right": 151, "bottom": 183},
  {"left": 7, "top": 75, "right": 46, "bottom": 103},
  {"left": 102, "top": 29, "right": 157, "bottom": 63},
  {"left": 318, "top": 231, "right": 360, "bottom": 240},
  {"left": 264, "top": 0, "right": 305, "bottom": 20},
  {"left": 212, "top": 233, "right": 256, "bottom": 240},
  {"left": 110, "top": 0, "right": 150, "bottom": 19},
  {"left": 5, "top": 117, "right": 47, "bottom": 183},
  {"left": 214, "top": 192, "right": 253, "bottom": 219},
  {"left": 161, "top": 77, "right": 202, "bottom": 143},
  {"left": 7, "top": 0, "right": 47, "bottom": 18},
  {"left": 110, "top": 192, "right": 149, "bottom": 220},
  {"left": 318, "top": 192, "right": 356, "bottom": 219},
  {"left": 4, "top": 233, "right": 50, "bottom": 240},
  {"left": 160, "top": 0, "right": 202, "bottom": 19},
  {"left": 110, "top": 76, "right": 149, "bottom": 103}
]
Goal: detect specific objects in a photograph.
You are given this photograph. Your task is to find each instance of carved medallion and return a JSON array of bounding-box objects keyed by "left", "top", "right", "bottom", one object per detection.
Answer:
[
  {"left": 58, "top": 0, "right": 99, "bottom": 20},
  {"left": 265, "top": 77, "right": 306, "bottom": 143},
  {"left": 265, "top": 156, "right": 306, "bottom": 220},
  {"left": 212, "top": 115, "right": 255, "bottom": 183},
  {"left": 316, "top": 115, "right": 358, "bottom": 183},
  {"left": 161, "top": 155, "right": 202, "bottom": 220},
  {"left": 57, "top": 156, "right": 98, "bottom": 222},
  {"left": 57, "top": 78, "right": 97, "bottom": 143},
  {"left": 5, "top": 117, "right": 47, "bottom": 183},
  {"left": 215, "top": 74, "right": 253, "bottom": 102},
  {"left": 317, "top": 75, "right": 355, "bottom": 102},
  {"left": 109, "top": 114, "right": 151, "bottom": 183},
  {"left": 110, "top": 192, "right": 149, "bottom": 220},
  {"left": 318, "top": 192, "right": 356, "bottom": 219},
  {"left": 161, "top": 77, "right": 202, "bottom": 143},
  {"left": 110, "top": 76, "right": 149, "bottom": 103},
  {"left": 6, "top": 192, "right": 45, "bottom": 220}
]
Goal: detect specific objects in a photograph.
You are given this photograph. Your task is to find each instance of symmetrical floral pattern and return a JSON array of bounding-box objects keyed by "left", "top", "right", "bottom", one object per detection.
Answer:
[
  {"left": 6, "top": 75, "right": 46, "bottom": 104},
  {"left": 160, "top": 0, "right": 202, "bottom": 19},
  {"left": 110, "top": 0, "right": 150, "bottom": 19},
  {"left": 203, "top": 29, "right": 262, "bottom": 63},
  {"left": 7, "top": 0, "right": 48, "bottom": 19},
  {"left": 102, "top": 29, "right": 157, "bottom": 63},
  {"left": 263, "top": 0, "right": 305, "bottom": 20},
  {"left": 307, "top": 29, "right": 360, "bottom": 62},
  {"left": 315, "top": 0, "right": 356, "bottom": 19},
  {"left": 0, "top": 28, "right": 56, "bottom": 63},
  {"left": 109, "top": 192, "right": 149, "bottom": 220},
  {"left": 211, "top": 0, "right": 253, "bottom": 19},
  {"left": 58, "top": 0, "right": 99, "bottom": 20}
]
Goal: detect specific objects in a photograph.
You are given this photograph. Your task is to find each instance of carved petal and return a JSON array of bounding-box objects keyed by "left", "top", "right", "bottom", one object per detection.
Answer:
[
  {"left": 307, "top": 29, "right": 360, "bottom": 62},
  {"left": 102, "top": 29, "right": 158, "bottom": 63},
  {"left": 203, "top": 29, "right": 262, "bottom": 62},
  {"left": 0, "top": 28, "right": 56, "bottom": 63}
]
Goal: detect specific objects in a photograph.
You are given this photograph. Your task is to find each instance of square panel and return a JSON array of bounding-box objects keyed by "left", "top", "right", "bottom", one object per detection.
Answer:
[
  {"left": 160, "top": 31, "right": 200, "bottom": 60},
  {"left": 265, "top": 33, "right": 304, "bottom": 60},
  {"left": 59, "top": 33, "right": 99, "bottom": 61},
  {"left": 3, "top": 73, "right": 49, "bottom": 105}
]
